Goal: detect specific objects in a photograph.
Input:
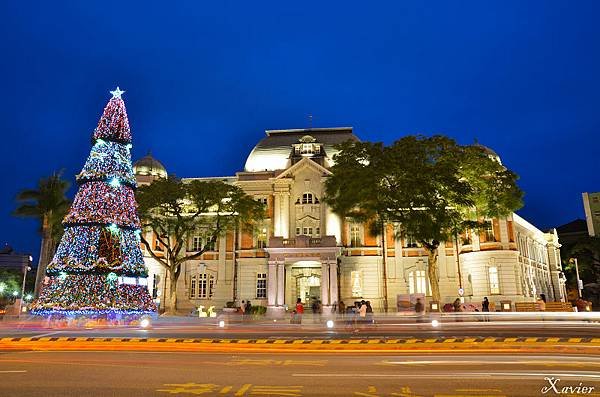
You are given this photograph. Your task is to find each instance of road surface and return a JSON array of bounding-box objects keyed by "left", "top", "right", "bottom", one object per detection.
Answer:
[{"left": 0, "top": 350, "right": 598, "bottom": 396}]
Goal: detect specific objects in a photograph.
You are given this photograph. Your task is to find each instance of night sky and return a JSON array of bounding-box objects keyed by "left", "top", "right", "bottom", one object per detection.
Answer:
[{"left": 1, "top": 1, "right": 599, "bottom": 260}]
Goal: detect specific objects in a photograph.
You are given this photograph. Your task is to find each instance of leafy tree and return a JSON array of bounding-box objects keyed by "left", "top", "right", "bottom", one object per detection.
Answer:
[
  {"left": 136, "top": 176, "right": 264, "bottom": 314},
  {"left": 324, "top": 135, "right": 523, "bottom": 303},
  {"left": 14, "top": 171, "right": 71, "bottom": 296},
  {"left": 563, "top": 236, "right": 600, "bottom": 287}
]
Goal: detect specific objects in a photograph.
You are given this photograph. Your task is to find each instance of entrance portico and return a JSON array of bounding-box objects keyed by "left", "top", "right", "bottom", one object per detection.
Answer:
[{"left": 265, "top": 235, "right": 339, "bottom": 317}]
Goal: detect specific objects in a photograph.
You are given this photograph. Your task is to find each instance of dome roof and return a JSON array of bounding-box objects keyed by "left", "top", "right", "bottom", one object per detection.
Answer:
[
  {"left": 134, "top": 153, "right": 167, "bottom": 178},
  {"left": 244, "top": 127, "right": 360, "bottom": 172},
  {"left": 474, "top": 143, "right": 502, "bottom": 164}
]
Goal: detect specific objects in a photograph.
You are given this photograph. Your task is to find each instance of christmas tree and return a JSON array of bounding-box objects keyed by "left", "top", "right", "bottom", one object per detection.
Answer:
[{"left": 31, "top": 88, "right": 156, "bottom": 316}]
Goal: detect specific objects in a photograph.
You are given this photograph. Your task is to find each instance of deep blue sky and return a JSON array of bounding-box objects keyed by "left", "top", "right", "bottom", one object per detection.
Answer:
[{"left": 1, "top": 1, "right": 599, "bottom": 259}]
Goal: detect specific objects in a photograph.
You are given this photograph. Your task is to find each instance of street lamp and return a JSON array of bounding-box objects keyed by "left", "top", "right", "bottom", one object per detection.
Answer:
[
  {"left": 18, "top": 258, "right": 32, "bottom": 316},
  {"left": 569, "top": 258, "right": 583, "bottom": 298}
]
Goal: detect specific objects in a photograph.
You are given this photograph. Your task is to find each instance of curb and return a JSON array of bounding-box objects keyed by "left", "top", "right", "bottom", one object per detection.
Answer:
[{"left": 1, "top": 336, "right": 600, "bottom": 344}]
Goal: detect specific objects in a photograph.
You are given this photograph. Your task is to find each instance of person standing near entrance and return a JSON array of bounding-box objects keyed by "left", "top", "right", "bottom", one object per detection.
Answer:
[{"left": 295, "top": 298, "right": 304, "bottom": 324}]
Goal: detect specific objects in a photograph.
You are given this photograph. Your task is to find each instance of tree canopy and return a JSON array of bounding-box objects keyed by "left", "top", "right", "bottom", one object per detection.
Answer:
[
  {"left": 136, "top": 176, "right": 264, "bottom": 313},
  {"left": 324, "top": 135, "right": 523, "bottom": 302}
]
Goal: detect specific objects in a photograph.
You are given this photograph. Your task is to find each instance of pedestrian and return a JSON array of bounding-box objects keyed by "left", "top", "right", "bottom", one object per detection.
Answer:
[
  {"left": 338, "top": 301, "right": 346, "bottom": 317},
  {"left": 453, "top": 298, "right": 463, "bottom": 312},
  {"left": 482, "top": 297, "right": 490, "bottom": 312},
  {"left": 295, "top": 298, "right": 304, "bottom": 324},
  {"left": 482, "top": 297, "right": 490, "bottom": 322},
  {"left": 240, "top": 300, "right": 246, "bottom": 315},
  {"left": 537, "top": 294, "right": 546, "bottom": 311},
  {"left": 245, "top": 300, "right": 252, "bottom": 315},
  {"left": 358, "top": 300, "right": 367, "bottom": 322},
  {"left": 415, "top": 298, "right": 424, "bottom": 314},
  {"left": 365, "top": 301, "right": 374, "bottom": 324},
  {"left": 453, "top": 298, "right": 463, "bottom": 322}
]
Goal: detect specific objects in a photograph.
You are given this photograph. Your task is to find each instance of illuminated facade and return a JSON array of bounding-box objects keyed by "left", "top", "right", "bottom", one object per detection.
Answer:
[{"left": 135, "top": 128, "right": 567, "bottom": 314}]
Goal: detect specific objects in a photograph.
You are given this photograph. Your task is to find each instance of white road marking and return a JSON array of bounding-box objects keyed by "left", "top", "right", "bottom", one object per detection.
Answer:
[
  {"left": 0, "top": 370, "right": 27, "bottom": 373},
  {"left": 31, "top": 331, "right": 61, "bottom": 338},
  {"left": 293, "top": 372, "right": 600, "bottom": 379}
]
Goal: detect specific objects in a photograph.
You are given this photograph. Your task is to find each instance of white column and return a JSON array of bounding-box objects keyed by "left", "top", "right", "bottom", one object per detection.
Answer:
[
  {"left": 277, "top": 263, "right": 285, "bottom": 306},
  {"left": 321, "top": 262, "right": 330, "bottom": 306},
  {"left": 267, "top": 261, "right": 277, "bottom": 307},
  {"left": 273, "top": 193, "right": 282, "bottom": 237},
  {"left": 329, "top": 260, "right": 338, "bottom": 305},
  {"left": 281, "top": 192, "right": 290, "bottom": 239}
]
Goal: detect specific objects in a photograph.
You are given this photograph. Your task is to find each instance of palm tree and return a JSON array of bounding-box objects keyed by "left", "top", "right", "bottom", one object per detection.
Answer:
[{"left": 14, "top": 171, "right": 71, "bottom": 296}]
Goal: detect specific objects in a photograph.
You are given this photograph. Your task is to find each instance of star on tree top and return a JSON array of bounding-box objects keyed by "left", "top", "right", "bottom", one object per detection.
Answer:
[{"left": 110, "top": 87, "right": 125, "bottom": 99}]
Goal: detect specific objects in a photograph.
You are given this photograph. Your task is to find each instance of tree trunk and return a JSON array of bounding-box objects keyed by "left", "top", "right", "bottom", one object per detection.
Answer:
[
  {"left": 426, "top": 246, "right": 441, "bottom": 303},
  {"left": 34, "top": 217, "right": 53, "bottom": 297},
  {"left": 164, "top": 265, "right": 180, "bottom": 315}
]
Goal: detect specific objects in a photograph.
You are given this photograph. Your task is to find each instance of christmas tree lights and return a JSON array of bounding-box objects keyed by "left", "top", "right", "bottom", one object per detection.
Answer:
[{"left": 31, "top": 88, "right": 156, "bottom": 316}]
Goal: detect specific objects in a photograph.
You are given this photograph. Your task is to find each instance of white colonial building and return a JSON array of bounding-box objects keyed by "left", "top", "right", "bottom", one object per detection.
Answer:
[{"left": 134, "top": 127, "right": 567, "bottom": 314}]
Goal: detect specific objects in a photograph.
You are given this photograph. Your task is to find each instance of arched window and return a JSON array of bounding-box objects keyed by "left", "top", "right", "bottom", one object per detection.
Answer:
[{"left": 302, "top": 193, "right": 314, "bottom": 204}]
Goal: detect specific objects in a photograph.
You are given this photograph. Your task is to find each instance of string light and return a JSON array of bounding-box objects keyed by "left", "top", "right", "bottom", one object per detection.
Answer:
[{"left": 32, "top": 89, "right": 155, "bottom": 317}]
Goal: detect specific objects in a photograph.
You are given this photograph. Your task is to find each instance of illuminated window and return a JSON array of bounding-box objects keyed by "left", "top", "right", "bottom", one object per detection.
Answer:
[
  {"left": 489, "top": 267, "right": 500, "bottom": 294},
  {"left": 350, "top": 224, "right": 362, "bottom": 247},
  {"left": 351, "top": 271, "right": 363, "bottom": 297},
  {"left": 190, "top": 273, "right": 214, "bottom": 299},
  {"left": 256, "top": 273, "right": 267, "bottom": 299},
  {"left": 483, "top": 223, "right": 495, "bottom": 242},
  {"left": 408, "top": 270, "right": 427, "bottom": 294},
  {"left": 256, "top": 227, "right": 268, "bottom": 249},
  {"left": 301, "top": 143, "right": 314, "bottom": 155}
]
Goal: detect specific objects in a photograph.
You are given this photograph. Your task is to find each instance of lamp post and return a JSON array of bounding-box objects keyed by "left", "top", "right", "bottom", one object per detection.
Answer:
[
  {"left": 569, "top": 258, "right": 583, "bottom": 298},
  {"left": 18, "top": 256, "right": 32, "bottom": 316}
]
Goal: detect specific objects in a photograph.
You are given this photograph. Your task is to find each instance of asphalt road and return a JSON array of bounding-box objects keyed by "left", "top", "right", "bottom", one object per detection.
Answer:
[
  {"left": 0, "top": 318, "right": 599, "bottom": 339},
  {"left": 0, "top": 350, "right": 598, "bottom": 397}
]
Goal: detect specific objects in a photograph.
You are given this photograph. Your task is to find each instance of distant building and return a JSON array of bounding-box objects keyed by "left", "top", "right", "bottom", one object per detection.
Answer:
[
  {"left": 0, "top": 245, "right": 31, "bottom": 272},
  {"left": 134, "top": 128, "right": 567, "bottom": 313},
  {"left": 582, "top": 192, "right": 600, "bottom": 236},
  {"left": 556, "top": 219, "right": 588, "bottom": 246}
]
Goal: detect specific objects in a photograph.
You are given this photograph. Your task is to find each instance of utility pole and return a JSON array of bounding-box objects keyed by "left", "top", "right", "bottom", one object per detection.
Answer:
[{"left": 569, "top": 258, "right": 583, "bottom": 298}]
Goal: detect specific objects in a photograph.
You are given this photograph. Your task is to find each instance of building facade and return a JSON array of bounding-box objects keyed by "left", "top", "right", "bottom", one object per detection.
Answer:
[
  {"left": 582, "top": 192, "right": 600, "bottom": 237},
  {"left": 134, "top": 127, "right": 566, "bottom": 314}
]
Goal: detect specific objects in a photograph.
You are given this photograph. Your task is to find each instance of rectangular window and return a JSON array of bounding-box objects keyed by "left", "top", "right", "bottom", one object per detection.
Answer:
[
  {"left": 190, "top": 274, "right": 214, "bottom": 299},
  {"left": 350, "top": 225, "right": 361, "bottom": 247},
  {"left": 296, "top": 227, "right": 301, "bottom": 236},
  {"left": 256, "top": 197, "right": 268, "bottom": 205},
  {"left": 404, "top": 235, "right": 419, "bottom": 248},
  {"left": 256, "top": 227, "right": 268, "bottom": 249},
  {"left": 462, "top": 230, "right": 472, "bottom": 245},
  {"left": 204, "top": 238, "right": 215, "bottom": 252},
  {"left": 408, "top": 270, "right": 427, "bottom": 294},
  {"left": 483, "top": 224, "right": 495, "bottom": 242},
  {"left": 256, "top": 273, "right": 267, "bottom": 299},
  {"left": 489, "top": 267, "right": 500, "bottom": 294},
  {"left": 191, "top": 236, "right": 202, "bottom": 251},
  {"left": 315, "top": 227, "right": 320, "bottom": 236}
]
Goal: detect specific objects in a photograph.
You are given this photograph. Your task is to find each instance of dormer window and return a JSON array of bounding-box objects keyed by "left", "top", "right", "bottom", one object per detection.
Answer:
[
  {"left": 293, "top": 135, "right": 321, "bottom": 157},
  {"left": 302, "top": 193, "right": 315, "bottom": 204}
]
